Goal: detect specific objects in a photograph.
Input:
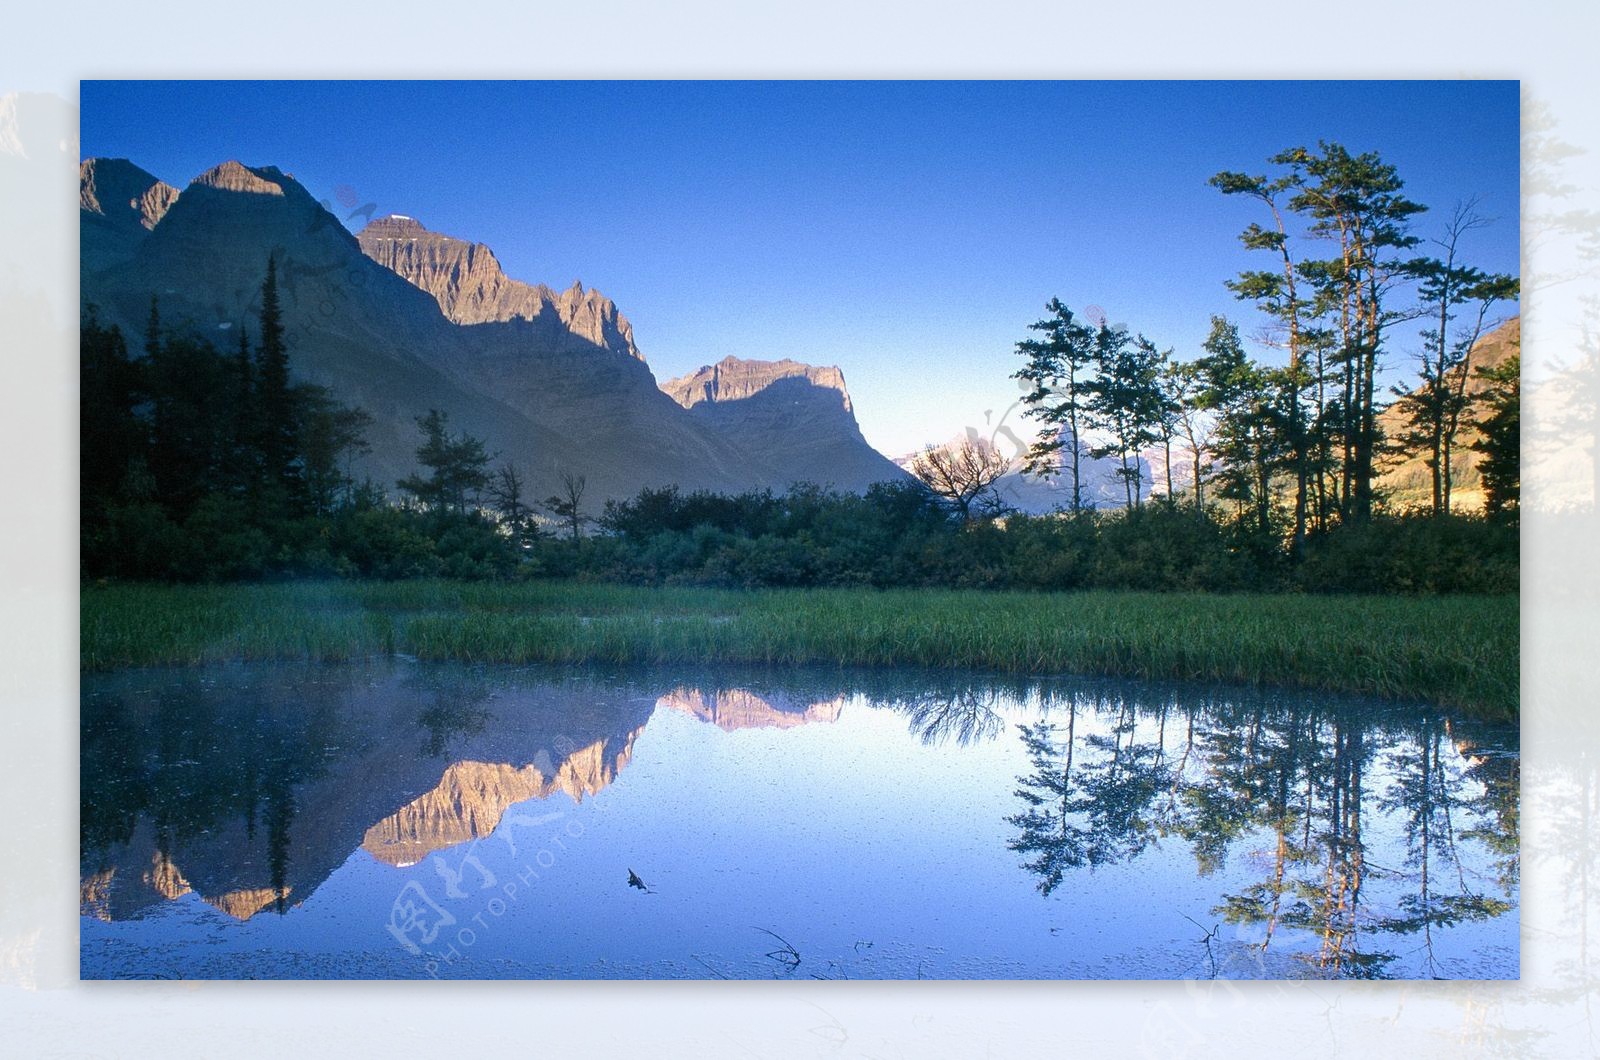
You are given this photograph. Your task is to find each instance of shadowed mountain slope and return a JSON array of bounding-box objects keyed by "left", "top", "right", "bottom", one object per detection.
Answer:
[
  {"left": 662, "top": 356, "right": 909, "bottom": 492},
  {"left": 77, "top": 161, "right": 794, "bottom": 502}
]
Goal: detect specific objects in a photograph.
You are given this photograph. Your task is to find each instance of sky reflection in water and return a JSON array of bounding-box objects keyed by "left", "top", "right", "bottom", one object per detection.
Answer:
[{"left": 80, "top": 662, "right": 1519, "bottom": 980}]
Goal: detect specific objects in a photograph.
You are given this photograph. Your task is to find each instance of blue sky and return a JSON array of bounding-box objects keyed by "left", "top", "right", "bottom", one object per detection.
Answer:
[{"left": 80, "top": 80, "right": 1521, "bottom": 457}]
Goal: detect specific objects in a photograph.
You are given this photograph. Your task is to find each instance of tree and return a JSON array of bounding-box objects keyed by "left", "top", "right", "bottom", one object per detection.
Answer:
[
  {"left": 909, "top": 435, "right": 1013, "bottom": 522},
  {"left": 1210, "top": 165, "right": 1312, "bottom": 549},
  {"left": 145, "top": 328, "right": 233, "bottom": 514},
  {"left": 1013, "top": 299, "right": 1097, "bottom": 510},
  {"left": 545, "top": 470, "right": 589, "bottom": 543},
  {"left": 1196, "top": 317, "right": 1287, "bottom": 540},
  {"left": 1152, "top": 346, "right": 1186, "bottom": 505},
  {"left": 222, "top": 325, "right": 258, "bottom": 497},
  {"left": 1470, "top": 353, "right": 1520, "bottom": 519},
  {"left": 1392, "top": 202, "right": 1519, "bottom": 514},
  {"left": 297, "top": 386, "right": 373, "bottom": 515},
  {"left": 1167, "top": 358, "right": 1214, "bottom": 515},
  {"left": 1086, "top": 325, "right": 1163, "bottom": 509},
  {"left": 397, "top": 409, "right": 492, "bottom": 516},
  {"left": 489, "top": 463, "right": 540, "bottom": 548},
  {"left": 1282, "top": 143, "right": 1427, "bottom": 523},
  {"left": 80, "top": 308, "right": 146, "bottom": 521},
  {"left": 254, "top": 255, "right": 300, "bottom": 502}
]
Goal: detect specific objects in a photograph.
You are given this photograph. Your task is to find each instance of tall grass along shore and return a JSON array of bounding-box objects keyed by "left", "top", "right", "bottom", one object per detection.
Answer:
[{"left": 80, "top": 581, "right": 1517, "bottom": 720}]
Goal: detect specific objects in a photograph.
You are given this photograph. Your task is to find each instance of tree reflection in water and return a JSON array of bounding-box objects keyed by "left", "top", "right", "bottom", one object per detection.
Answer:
[
  {"left": 896, "top": 686, "right": 1007, "bottom": 747},
  {"left": 1005, "top": 692, "right": 1519, "bottom": 979}
]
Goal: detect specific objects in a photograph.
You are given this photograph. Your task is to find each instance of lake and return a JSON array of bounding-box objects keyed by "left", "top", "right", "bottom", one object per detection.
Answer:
[{"left": 80, "top": 662, "right": 1519, "bottom": 980}]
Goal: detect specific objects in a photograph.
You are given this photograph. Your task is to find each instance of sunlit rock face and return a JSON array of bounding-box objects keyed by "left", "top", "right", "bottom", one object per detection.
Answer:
[
  {"left": 663, "top": 356, "right": 852, "bottom": 412},
  {"left": 361, "top": 735, "right": 639, "bottom": 867},
  {"left": 203, "top": 887, "right": 291, "bottom": 920},
  {"left": 80, "top": 157, "right": 179, "bottom": 229},
  {"left": 657, "top": 687, "right": 845, "bottom": 731},
  {"left": 78, "top": 869, "right": 116, "bottom": 923},
  {"left": 357, "top": 214, "right": 641, "bottom": 361},
  {"left": 77, "top": 825, "right": 290, "bottom": 923}
]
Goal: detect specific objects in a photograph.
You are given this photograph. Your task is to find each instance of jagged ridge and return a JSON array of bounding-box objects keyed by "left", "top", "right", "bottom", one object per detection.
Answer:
[{"left": 357, "top": 214, "right": 640, "bottom": 361}]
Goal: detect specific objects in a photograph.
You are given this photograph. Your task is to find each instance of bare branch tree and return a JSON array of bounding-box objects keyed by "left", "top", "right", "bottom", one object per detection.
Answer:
[
  {"left": 544, "top": 470, "right": 589, "bottom": 543},
  {"left": 909, "top": 435, "right": 1013, "bottom": 522}
]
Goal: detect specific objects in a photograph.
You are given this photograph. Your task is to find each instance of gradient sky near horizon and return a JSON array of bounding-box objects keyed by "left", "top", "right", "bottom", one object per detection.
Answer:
[{"left": 80, "top": 80, "right": 1521, "bottom": 457}]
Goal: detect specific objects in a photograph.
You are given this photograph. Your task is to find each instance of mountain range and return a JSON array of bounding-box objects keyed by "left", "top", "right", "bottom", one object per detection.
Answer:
[{"left": 78, "top": 157, "right": 908, "bottom": 505}]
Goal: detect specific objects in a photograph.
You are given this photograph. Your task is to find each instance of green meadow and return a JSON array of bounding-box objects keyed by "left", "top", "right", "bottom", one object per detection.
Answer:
[{"left": 80, "top": 581, "right": 1518, "bottom": 720}]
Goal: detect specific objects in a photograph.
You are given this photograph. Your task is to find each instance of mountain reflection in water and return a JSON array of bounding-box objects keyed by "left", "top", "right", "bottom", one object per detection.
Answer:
[{"left": 79, "top": 663, "right": 1518, "bottom": 980}]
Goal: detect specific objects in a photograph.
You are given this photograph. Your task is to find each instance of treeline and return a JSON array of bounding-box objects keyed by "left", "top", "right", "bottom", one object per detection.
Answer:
[
  {"left": 1009, "top": 143, "right": 1520, "bottom": 545},
  {"left": 82, "top": 257, "right": 607, "bottom": 581},
  {"left": 574, "top": 484, "right": 1516, "bottom": 593},
  {"left": 83, "top": 260, "right": 488, "bottom": 580}
]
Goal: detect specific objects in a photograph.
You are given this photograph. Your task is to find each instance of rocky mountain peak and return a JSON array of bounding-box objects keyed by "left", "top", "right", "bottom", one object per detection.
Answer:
[
  {"left": 190, "top": 160, "right": 292, "bottom": 196},
  {"left": 361, "top": 213, "right": 428, "bottom": 237},
  {"left": 664, "top": 356, "right": 854, "bottom": 414},
  {"left": 79, "top": 157, "right": 179, "bottom": 232},
  {"left": 659, "top": 356, "right": 906, "bottom": 492},
  {"left": 356, "top": 215, "right": 641, "bottom": 361}
]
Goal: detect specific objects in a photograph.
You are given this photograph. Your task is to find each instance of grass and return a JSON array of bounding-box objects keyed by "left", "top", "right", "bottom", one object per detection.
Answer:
[{"left": 79, "top": 580, "right": 1519, "bottom": 720}]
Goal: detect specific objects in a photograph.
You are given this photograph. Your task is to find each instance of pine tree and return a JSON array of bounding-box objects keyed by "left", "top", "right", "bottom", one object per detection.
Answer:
[
  {"left": 1086, "top": 325, "right": 1163, "bottom": 509},
  {"left": 1391, "top": 203, "right": 1518, "bottom": 514},
  {"left": 254, "top": 255, "right": 300, "bottom": 503},
  {"left": 398, "top": 409, "right": 492, "bottom": 516},
  {"left": 1196, "top": 317, "right": 1287, "bottom": 539},
  {"left": 1470, "top": 353, "right": 1519, "bottom": 518},
  {"left": 1012, "top": 299, "right": 1097, "bottom": 510}
]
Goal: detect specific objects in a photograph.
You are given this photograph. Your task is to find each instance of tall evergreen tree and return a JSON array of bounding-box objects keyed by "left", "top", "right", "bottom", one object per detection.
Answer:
[
  {"left": 1013, "top": 299, "right": 1097, "bottom": 510},
  {"left": 1196, "top": 317, "right": 1287, "bottom": 540},
  {"left": 224, "top": 325, "right": 258, "bottom": 497},
  {"left": 398, "top": 409, "right": 492, "bottom": 516},
  {"left": 1086, "top": 325, "right": 1163, "bottom": 509},
  {"left": 254, "top": 255, "right": 300, "bottom": 503},
  {"left": 297, "top": 385, "right": 374, "bottom": 515},
  {"left": 80, "top": 309, "right": 146, "bottom": 520},
  {"left": 1470, "top": 353, "right": 1520, "bottom": 519},
  {"left": 1392, "top": 203, "right": 1519, "bottom": 514},
  {"left": 1209, "top": 167, "right": 1312, "bottom": 551},
  {"left": 1282, "top": 142, "right": 1426, "bottom": 522}
]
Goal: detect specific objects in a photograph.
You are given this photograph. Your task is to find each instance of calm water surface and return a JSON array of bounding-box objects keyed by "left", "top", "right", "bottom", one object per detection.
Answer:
[{"left": 80, "top": 662, "right": 1519, "bottom": 979}]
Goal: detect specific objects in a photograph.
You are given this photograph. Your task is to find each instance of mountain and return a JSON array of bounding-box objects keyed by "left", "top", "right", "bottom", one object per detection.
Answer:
[
  {"left": 356, "top": 214, "right": 640, "bottom": 360},
  {"left": 360, "top": 737, "right": 637, "bottom": 869},
  {"left": 78, "top": 157, "right": 179, "bottom": 273},
  {"left": 80, "top": 158, "right": 911, "bottom": 504},
  {"left": 657, "top": 686, "right": 845, "bottom": 731},
  {"left": 1378, "top": 316, "right": 1520, "bottom": 512},
  {"left": 662, "top": 356, "right": 910, "bottom": 492},
  {"left": 81, "top": 160, "right": 839, "bottom": 503},
  {"left": 360, "top": 685, "right": 845, "bottom": 868}
]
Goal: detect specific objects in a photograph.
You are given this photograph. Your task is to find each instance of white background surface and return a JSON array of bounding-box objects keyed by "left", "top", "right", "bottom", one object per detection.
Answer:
[{"left": 2, "top": 2, "right": 1598, "bottom": 1054}]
